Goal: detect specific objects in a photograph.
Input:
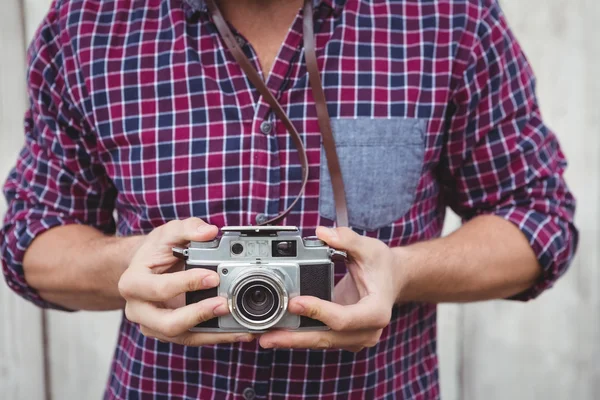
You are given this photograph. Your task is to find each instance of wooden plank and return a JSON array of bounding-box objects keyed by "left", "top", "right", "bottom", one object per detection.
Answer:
[
  {"left": 462, "top": 0, "right": 600, "bottom": 398},
  {"left": 0, "top": 1, "right": 46, "bottom": 400},
  {"left": 0, "top": 296, "right": 46, "bottom": 400},
  {"left": 23, "top": 0, "right": 53, "bottom": 44},
  {"left": 438, "top": 212, "right": 463, "bottom": 400},
  {"left": 47, "top": 311, "right": 122, "bottom": 399}
]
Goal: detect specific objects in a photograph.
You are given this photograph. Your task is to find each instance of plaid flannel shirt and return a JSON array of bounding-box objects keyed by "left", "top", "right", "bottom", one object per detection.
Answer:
[{"left": 1, "top": 0, "right": 577, "bottom": 398}]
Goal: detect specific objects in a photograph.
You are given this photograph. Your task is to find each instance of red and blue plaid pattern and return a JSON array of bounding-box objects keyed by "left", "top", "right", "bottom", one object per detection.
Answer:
[{"left": 1, "top": 0, "right": 577, "bottom": 398}]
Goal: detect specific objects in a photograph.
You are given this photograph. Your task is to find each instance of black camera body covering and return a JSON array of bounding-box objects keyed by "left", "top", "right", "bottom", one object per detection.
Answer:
[{"left": 173, "top": 226, "right": 345, "bottom": 332}]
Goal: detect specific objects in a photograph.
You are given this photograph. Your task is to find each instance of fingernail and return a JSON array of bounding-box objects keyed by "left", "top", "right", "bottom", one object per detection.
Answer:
[
  {"left": 199, "top": 224, "right": 218, "bottom": 233},
  {"left": 202, "top": 275, "right": 218, "bottom": 287},
  {"left": 213, "top": 303, "right": 229, "bottom": 316},
  {"left": 236, "top": 335, "right": 254, "bottom": 343}
]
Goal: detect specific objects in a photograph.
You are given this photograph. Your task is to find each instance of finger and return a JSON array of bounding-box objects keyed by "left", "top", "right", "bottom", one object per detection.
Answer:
[
  {"left": 148, "top": 218, "right": 219, "bottom": 246},
  {"left": 139, "top": 325, "right": 255, "bottom": 347},
  {"left": 259, "top": 329, "right": 380, "bottom": 352},
  {"left": 125, "top": 296, "right": 230, "bottom": 338},
  {"left": 288, "top": 296, "right": 391, "bottom": 331},
  {"left": 119, "top": 268, "right": 220, "bottom": 301},
  {"left": 315, "top": 226, "right": 364, "bottom": 254}
]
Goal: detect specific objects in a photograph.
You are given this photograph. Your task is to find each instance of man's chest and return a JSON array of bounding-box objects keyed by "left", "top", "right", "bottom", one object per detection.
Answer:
[{"left": 70, "top": 0, "right": 462, "bottom": 237}]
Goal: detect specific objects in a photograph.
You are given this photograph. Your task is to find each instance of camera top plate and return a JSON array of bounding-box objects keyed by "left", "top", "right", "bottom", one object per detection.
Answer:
[{"left": 221, "top": 226, "right": 299, "bottom": 236}]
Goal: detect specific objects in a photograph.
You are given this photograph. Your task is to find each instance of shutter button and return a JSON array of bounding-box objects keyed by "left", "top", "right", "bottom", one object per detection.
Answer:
[
  {"left": 260, "top": 121, "right": 273, "bottom": 135},
  {"left": 255, "top": 214, "right": 268, "bottom": 225},
  {"left": 243, "top": 387, "right": 256, "bottom": 400},
  {"left": 304, "top": 236, "right": 326, "bottom": 247}
]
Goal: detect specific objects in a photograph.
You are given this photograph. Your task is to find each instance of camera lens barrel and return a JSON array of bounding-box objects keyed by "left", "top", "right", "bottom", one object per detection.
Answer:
[
  {"left": 228, "top": 270, "right": 288, "bottom": 330},
  {"left": 238, "top": 282, "right": 278, "bottom": 321}
]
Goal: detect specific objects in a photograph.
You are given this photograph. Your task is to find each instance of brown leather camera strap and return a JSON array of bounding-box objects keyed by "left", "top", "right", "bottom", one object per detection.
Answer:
[
  {"left": 206, "top": 0, "right": 349, "bottom": 227},
  {"left": 301, "top": 0, "right": 349, "bottom": 228}
]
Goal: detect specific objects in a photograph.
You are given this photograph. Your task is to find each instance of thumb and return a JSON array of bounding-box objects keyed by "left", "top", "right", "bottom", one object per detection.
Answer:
[
  {"left": 315, "top": 226, "right": 363, "bottom": 253},
  {"left": 149, "top": 218, "right": 219, "bottom": 246}
]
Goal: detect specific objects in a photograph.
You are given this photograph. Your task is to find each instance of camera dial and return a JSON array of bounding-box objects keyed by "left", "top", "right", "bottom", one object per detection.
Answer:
[{"left": 303, "top": 236, "right": 325, "bottom": 247}]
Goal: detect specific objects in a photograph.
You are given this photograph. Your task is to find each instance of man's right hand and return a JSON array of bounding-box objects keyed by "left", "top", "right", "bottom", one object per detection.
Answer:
[{"left": 118, "top": 218, "right": 255, "bottom": 346}]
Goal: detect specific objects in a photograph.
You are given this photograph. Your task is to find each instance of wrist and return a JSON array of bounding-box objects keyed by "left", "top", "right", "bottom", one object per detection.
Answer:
[
  {"left": 123, "top": 235, "right": 145, "bottom": 268},
  {"left": 89, "top": 234, "right": 144, "bottom": 298},
  {"left": 390, "top": 245, "right": 420, "bottom": 304}
]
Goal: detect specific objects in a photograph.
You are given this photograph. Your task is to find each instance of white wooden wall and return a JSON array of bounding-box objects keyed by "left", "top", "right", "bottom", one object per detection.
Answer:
[
  {"left": 0, "top": 2, "right": 46, "bottom": 399},
  {"left": 0, "top": 1, "right": 598, "bottom": 399}
]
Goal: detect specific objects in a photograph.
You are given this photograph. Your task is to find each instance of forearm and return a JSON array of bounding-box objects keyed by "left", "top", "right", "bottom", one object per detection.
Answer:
[
  {"left": 22, "top": 225, "right": 143, "bottom": 311},
  {"left": 396, "top": 215, "right": 540, "bottom": 303}
]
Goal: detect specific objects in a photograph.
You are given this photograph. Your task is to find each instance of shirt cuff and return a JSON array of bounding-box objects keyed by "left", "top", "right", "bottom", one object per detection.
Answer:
[
  {"left": 1, "top": 214, "right": 81, "bottom": 311},
  {"left": 492, "top": 207, "right": 577, "bottom": 301}
]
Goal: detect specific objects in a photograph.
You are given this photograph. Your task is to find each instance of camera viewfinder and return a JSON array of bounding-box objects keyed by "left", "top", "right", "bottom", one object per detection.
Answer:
[{"left": 272, "top": 240, "right": 297, "bottom": 257}]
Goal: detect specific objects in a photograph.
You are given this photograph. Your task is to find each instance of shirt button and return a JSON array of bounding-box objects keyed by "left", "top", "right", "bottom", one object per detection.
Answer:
[
  {"left": 243, "top": 387, "right": 256, "bottom": 400},
  {"left": 260, "top": 121, "right": 273, "bottom": 135},
  {"left": 236, "top": 35, "right": 246, "bottom": 48},
  {"left": 255, "top": 214, "right": 268, "bottom": 225}
]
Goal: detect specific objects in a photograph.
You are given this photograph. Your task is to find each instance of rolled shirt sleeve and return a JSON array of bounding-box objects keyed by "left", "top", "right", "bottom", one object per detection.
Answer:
[
  {"left": 442, "top": 0, "right": 578, "bottom": 300},
  {"left": 1, "top": 2, "right": 116, "bottom": 309}
]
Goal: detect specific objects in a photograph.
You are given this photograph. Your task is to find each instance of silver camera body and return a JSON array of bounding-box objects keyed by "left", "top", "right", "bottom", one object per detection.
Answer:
[{"left": 173, "top": 226, "right": 345, "bottom": 332}]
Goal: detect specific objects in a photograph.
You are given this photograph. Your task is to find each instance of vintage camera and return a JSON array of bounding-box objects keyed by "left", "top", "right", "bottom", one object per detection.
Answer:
[{"left": 172, "top": 226, "right": 345, "bottom": 332}]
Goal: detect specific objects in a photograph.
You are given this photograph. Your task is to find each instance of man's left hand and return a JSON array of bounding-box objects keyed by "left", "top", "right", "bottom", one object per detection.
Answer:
[{"left": 259, "top": 226, "right": 405, "bottom": 353}]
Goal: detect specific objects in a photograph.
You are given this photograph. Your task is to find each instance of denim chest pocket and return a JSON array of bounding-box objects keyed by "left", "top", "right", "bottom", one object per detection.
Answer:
[{"left": 319, "top": 118, "right": 426, "bottom": 231}]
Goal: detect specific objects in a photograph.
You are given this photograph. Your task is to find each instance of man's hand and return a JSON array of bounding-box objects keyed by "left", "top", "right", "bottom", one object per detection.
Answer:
[
  {"left": 259, "top": 227, "right": 403, "bottom": 352},
  {"left": 119, "top": 218, "right": 255, "bottom": 346}
]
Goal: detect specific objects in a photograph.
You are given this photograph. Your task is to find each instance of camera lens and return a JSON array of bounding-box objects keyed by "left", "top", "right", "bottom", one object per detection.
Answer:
[
  {"left": 236, "top": 281, "right": 280, "bottom": 323},
  {"left": 231, "top": 243, "right": 244, "bottom": 255},
  {"left": 250, "top": 289, "right": 267, "bottom": 305},
  {"left": 229, "top": 271, "right": 288, "bottom": 330}
]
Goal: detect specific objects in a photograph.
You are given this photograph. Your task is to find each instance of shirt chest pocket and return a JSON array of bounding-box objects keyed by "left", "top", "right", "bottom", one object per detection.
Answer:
[{"left": 319, "top": 118, "right": 426, "bottom": 231}]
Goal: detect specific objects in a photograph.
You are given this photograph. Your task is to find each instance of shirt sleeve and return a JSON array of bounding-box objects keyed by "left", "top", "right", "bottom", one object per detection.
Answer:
[
  {"left": 442, "top": 0, "right": 578, "bottom": 300},
  {"left": 1, "top": 3, "right": 117, "bottom": 309}
]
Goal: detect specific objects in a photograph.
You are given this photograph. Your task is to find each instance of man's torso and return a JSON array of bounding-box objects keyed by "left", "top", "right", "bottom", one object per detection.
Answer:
[{"left": 52, "top": 0, "right": 477, "bottom": 398}]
